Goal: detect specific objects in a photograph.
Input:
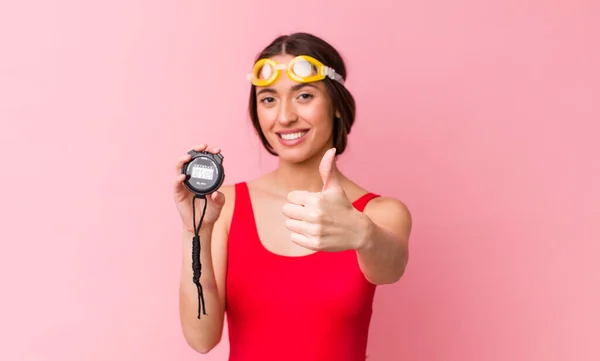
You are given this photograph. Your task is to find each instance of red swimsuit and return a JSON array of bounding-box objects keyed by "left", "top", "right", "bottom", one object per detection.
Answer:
[{"left": 225, "top": 182, "right": 380, "bottom": 361}]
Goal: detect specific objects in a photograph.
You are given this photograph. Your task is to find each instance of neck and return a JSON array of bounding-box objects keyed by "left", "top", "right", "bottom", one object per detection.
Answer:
[{"left": 270, "top": 150, "right": 331, "bottom": 194}]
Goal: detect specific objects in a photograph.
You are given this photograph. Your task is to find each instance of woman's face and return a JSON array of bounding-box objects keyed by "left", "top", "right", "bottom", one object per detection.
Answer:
[{"left": 255, "top": 54, "right": 338, "bottom": 163}]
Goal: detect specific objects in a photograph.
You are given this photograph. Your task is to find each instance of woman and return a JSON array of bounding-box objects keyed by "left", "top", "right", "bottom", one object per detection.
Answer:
[{"left": 173, "top": 32, "right": 412, "bottom": 361}]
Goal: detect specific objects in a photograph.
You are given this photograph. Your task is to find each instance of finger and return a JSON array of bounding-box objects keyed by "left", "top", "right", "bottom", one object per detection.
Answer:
[
  {"left": 285, "top": 218, "right": 308, "bottom": 235},
  {"left": 319, "top": 148, "right": 342, "bottom": 191},
  {"left": 290, "top": 232, "right": 318, "bottom": 250},
  {"left": 173, "top": 174, "right": 186, "bottom": 189},
  {"left": 173, "top": 174, "right": 188, "bottom": 200},
  {"left": 285, "top": 218, "right": 323, "bottom": 237},
  {"left": 210, "top": 190, "right": 226, "bottom": 209},
  {"left": 287, "top": 190, "right": 321, "bottom": 206},
  {"left": 191, "top": 144, "right": 208, "bottom": 152},
  {"left": 282, "top": 203, "right": 309, "bottom": 220},
  {"left": 175, "top": 153, "right": 192, "bottom": 173}
]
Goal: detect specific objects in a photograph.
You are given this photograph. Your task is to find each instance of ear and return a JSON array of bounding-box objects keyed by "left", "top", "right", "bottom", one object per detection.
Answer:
[{"left": 335, "top": 110, "right": 341, "bottom": 119}]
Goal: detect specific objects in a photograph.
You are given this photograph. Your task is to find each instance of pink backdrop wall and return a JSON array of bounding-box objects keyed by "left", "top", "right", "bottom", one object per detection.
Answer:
[{"left": 1, "top": 1, "right": 598, "bottom": 360}]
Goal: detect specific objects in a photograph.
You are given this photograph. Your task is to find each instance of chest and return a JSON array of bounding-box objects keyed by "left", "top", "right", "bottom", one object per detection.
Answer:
[
  {"left": 249, "top": 192, "right": 317, "bottom": 257},
  {"left": 226, "top": 250, "right": 376, "bottom": 320}
]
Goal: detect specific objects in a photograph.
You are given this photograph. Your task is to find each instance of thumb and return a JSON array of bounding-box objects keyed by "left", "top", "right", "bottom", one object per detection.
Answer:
[
  {"left": 209, "top": 190, "right": 226, "bottom": 210},
  {"left": 319, "top": 148, "right": 342, "bottom": 191}
]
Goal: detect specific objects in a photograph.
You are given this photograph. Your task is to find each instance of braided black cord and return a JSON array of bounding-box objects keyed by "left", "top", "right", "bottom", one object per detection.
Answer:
[{"left": 191, "top": 194, "right": 208, "bottom": 318}]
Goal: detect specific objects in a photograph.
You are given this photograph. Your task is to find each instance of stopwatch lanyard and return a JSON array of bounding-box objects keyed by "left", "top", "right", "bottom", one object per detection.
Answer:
[{"left": 191, "top": 194, "right": 208, "bottom": 318}]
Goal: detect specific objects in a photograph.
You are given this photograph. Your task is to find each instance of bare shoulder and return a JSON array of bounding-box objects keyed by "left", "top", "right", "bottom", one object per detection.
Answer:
[
  {"left": 363, "top": 195, "right": 412, "bottom": 237},
  {"left": 363, "top": 195, "right": 411, "bottom": 219},
  {"left": 343, "top": 177, "right": 412, "bottom": 230}
]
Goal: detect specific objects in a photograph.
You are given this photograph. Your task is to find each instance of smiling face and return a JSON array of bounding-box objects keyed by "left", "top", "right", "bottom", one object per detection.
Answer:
[{"left": 254, "top": 54, "right": 340, "bottom": 164}]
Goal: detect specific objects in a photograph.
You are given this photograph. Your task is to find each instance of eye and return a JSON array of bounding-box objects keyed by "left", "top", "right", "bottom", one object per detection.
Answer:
[
  {"left": 260, "top": 96, "right": 275, "bottom": 103},
  {"left": 297, "top": 93, "right": 313, "bottom": 100}
]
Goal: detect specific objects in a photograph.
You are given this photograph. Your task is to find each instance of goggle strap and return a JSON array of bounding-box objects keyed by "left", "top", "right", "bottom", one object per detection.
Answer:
[{"left": 324, "top": 66, "right": 345, "bottom": 84}]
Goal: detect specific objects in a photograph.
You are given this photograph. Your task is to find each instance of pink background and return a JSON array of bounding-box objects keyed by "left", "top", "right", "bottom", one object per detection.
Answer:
[{"left": 1, "top": 1, "right": 598, "bottom": 360}]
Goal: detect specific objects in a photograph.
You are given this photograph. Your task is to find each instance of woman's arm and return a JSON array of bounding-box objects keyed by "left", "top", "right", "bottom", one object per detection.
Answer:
[
  {"left": 355, "top": 197, "right": 412, "bottom": 285},
  {"left": 179, "top": 185, "right": 234, "bottom": 353}
]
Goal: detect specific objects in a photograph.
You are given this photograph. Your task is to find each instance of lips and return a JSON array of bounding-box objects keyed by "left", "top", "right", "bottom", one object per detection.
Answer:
[
  {"left": 276, "top": 129, "right": 309, "bottom": 140},
  {"left": 275, "top": 128, "right": 310, "bottom": 146},
  {"left": 279, "top": 131, "right": 307, "bottom": 140}
]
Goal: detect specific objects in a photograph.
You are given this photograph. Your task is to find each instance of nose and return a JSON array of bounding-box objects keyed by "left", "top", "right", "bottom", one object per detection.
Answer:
[{"left": 276, "top": 97, "right": 297, "bottom": 125}]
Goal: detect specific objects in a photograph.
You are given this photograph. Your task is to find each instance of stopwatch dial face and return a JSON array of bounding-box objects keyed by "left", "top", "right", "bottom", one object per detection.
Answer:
[{"left": 186, "top": 156, "right": 220, "bottom": 192}]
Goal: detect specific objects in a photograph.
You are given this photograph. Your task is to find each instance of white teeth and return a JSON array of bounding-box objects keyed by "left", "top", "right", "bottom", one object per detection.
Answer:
[{"left": 280, "top": 131, "right": 307, "bottom": 140}]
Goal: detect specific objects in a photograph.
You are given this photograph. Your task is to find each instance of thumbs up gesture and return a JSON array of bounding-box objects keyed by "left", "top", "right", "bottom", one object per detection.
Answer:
[{"left": 282, "top": 148, "right": 367, "bottom": 252}]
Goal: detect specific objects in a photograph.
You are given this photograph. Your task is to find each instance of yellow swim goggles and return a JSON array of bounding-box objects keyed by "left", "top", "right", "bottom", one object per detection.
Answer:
[{"left": 247, "top": 55, "right": 345, "bottom": 87}]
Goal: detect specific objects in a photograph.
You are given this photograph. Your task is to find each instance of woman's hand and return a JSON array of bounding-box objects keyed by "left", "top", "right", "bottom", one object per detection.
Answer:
[
  {"left": 173, "top": 144, "right": 226, "bottom": 232},
  {"left": 281, "top": 148, "right": 370, "bottom": 252}
]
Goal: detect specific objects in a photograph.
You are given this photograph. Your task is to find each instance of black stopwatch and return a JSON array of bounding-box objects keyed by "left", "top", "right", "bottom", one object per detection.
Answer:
[
  {"left": 181, "top": 150, "right": 225, "bottom": 197},
  {"left": 181, "top": 150, "right": 225, "bottom": 319}
]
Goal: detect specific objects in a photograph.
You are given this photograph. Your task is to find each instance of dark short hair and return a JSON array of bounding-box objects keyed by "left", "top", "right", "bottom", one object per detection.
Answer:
[{"left": 248, "top": 32, "right": 356, "bottom": 156}]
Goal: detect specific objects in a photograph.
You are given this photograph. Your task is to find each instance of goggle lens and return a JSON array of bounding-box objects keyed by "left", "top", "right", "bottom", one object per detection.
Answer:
[
  {"left": 259, "top": 64, "right": 273, "bottom": 80},
  {"left": 291, "top": 58, "right": 316, "bottom": 78}
]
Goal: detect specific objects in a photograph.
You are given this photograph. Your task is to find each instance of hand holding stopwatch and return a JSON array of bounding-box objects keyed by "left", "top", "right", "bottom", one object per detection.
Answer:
[{"left": 180, "top": 150, "right": 225, "bottom": 318}]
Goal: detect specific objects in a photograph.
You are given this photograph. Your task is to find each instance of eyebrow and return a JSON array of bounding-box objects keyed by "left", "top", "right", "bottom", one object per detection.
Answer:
[{"left": 256, "top": 83, "right": 317, "bottom": 96}]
